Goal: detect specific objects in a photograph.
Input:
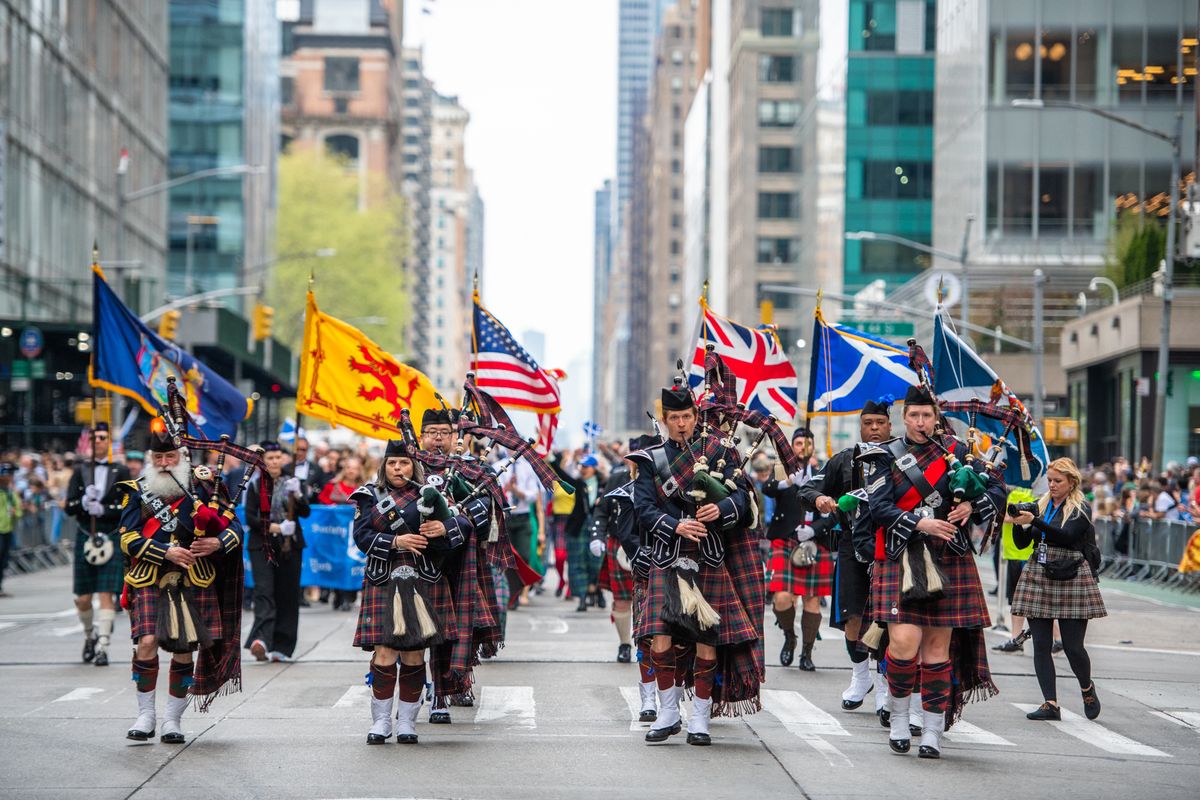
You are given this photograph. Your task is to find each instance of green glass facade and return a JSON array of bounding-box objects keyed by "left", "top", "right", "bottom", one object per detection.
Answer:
[{"left": 843, "top": 0, "right": 936, "bottom": 293}]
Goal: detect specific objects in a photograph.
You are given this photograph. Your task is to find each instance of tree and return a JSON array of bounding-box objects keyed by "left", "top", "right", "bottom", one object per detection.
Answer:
[
  {"left": 1106, "top": 213, "right": 1165, "bottom": 289},
  {"left": 271, "top": 148, "right": 409, "bottom": 352}
]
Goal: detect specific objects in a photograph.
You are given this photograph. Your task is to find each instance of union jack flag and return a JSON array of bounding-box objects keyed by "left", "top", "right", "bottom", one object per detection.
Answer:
[{"left": 688, "top": 303, "right": 799, "bottom": 422}]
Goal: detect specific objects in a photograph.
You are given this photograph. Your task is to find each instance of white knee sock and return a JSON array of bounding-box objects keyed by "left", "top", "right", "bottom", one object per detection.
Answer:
[
  {"left": 96, "top": 608, "right": 116, "bottom": 647},
  {"left": 78, "top": 606, "right": 94, "bottom": 637},
  {"left": 613, "top": 607, "right": 632, "bottom": 645}
]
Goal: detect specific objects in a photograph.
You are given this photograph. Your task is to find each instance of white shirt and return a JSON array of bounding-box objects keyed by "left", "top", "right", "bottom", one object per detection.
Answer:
[
  {"left": 1154, "top": 490, "right": 1182, "bottom": 520},
  {"left": 497, "top": 457, "right": 542, "bottom": 515}
]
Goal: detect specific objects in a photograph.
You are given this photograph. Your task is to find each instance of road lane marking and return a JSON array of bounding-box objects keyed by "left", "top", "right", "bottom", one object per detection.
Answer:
[
  {"left": 0, "top": 609, "right": 76, "bottom": 622},
  {"left": 0, "top": 622, "right": 15, "bottom": 632},
  {"left": 528, "top": 616, "right": 569, "bottom": 634},
  {"left": 944, "top": 720, "right": 1015, "bottom": 746},
  {"left": 53, "top": 687, "right": 105, "bottom": 703},
  {"left": 333, "top": 685, "right": 370, "bottom": 708},
  {"left": 1150, "top": 710, "right": 1200, "bottom": 731},
  {"left": 1013, "top": 704, "right": 1171, "bottom": 757},
  {"left": 474, "top": 685, "right": 536, "bottom": 728},
  {"left": 762, "top": 689, "right": 852, "bottom": 767}
]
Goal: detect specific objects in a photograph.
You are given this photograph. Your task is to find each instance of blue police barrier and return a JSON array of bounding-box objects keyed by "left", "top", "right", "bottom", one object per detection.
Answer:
[{"left": 237, "top": 505, "right": 364, "bottom": 591}]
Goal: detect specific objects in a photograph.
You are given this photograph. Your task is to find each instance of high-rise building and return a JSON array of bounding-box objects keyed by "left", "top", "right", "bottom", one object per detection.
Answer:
[
  {"left": 591, "top": 179, "right": 612, "bottom": 423},
  {"left": 400, "top": 47, "right": 434, "bottom": 371},
  {"left": 0, "top": 1, "right": 169, "bottom": 447},
  {"left": 167, "top": 0, "right": 279, "bottom": 297}
]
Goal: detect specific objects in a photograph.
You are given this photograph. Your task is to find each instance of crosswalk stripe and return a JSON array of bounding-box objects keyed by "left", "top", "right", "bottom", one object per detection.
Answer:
[
  {"left": 1013, "top": 704, "right": 1171, "bottom": 757},
  {"left": 333, "top": 685, "right": 370, "bottom": 709},
  {"left": 620, "top": 686, "right": 649, "bottom": 731},
  {"left": 475, "top": 686, "right": 536, "bottom": 728},
  {"left": 53, "top": 687, "right": 105, "bottom": 703},
  {"left": 761, "top": 689, "right": 852, "bottom": 768},
  {"left": 528, "top": 616, "right": 569, "bottom": 634},
  {"left": 1149, "top": 710, "right": 1200, "bottom": 731},
  {"left": 0, "top": 622, "right": 15, "bottom": 632},
  {"left": 944, "top": 720, "right": 1015, "bottom": 747}
]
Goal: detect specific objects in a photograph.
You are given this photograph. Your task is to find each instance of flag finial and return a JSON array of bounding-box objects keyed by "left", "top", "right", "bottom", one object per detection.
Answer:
[
  {"left": 91, "top": 242, "right": 99, "bottom": 266},
  {"left": 701, "top": 280, "right": 709, "bottom": 308}
]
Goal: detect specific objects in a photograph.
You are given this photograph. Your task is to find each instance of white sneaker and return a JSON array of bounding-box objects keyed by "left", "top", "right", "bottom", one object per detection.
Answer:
[
  {"left": 841, "top": 659, "right": 874, "bottom": 710},
  {"left": 127, "top": 690, "right": 156, "bottom": 740},
  {"left": 160, "top": 694, "right": 189, "bottom": 743},
  {"left": 367, "top": 696, "right": 394, "bottom": 744}
]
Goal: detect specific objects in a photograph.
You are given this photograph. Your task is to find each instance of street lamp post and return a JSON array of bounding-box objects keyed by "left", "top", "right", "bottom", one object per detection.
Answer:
[
  {"left": 1088, "top": 276, "right": 1120, "bottom": 306},
  {"left": 1012, "top": 98, "right": 1182, "bottom": 471},
  {"left": 844, "top": 214, "right": 975, "bottom": 329}
]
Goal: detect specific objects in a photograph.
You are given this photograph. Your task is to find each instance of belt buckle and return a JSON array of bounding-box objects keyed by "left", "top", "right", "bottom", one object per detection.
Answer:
[{"left": 925, "top": 490, "right": 943, "bottom": 509}]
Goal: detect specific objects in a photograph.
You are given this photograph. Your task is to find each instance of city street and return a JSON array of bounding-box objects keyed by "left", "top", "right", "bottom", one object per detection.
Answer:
[{"left": 1, "top": 565, "right": 1197, "bottom": 800}]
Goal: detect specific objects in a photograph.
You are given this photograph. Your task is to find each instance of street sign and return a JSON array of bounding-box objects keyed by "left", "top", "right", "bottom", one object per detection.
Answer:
[
  {"left": 1135, "top": 377, "right": 1150, "bottom": 397},
  {"left": 19, "top": 326, "right": 42, "bottom": 358},
  {"left": 11, "top": 359, "right": 29, "bottom": 378},
  {"left": 840, "top": 318, "right": 915, "bottom": 339},
  {"left": 30, "top": 358, "right": 45, "bottom": 379},
  {"left": 10, "top": 377, "right": 30, "bottom": 391}
]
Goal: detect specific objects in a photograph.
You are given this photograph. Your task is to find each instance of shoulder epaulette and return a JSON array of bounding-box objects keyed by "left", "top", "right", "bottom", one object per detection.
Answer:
[
  {"left": 855, "top": 440, "right": 896, "bottom": 461},
  {"left": 606, "top": 481, "right": 635, "bottom": 500}
]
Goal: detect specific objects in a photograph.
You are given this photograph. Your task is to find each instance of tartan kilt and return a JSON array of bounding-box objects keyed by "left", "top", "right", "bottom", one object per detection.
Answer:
[
  {"left": 597, "top": 537, "right": 635, "bottom": 601},
  {"left": 767, "top": 538, "right": 833, "bottom": 597},
  {"left": 72, "top": 532, "right": 125, "bottom": 596},
  {"left": 353, "top": 565, "right": 459, "bottom": 650},
  {"left": 128, "top": 573, "right": 222, "bottom": 642},
  {"left": 634, "top": 546, "right": 757, "bottom": 646},
  {"left": 870, "top": 541, "right": 990, "bottom": 629},
  {"left": 1011, "top": 545, "right": 1107, "bottom": 620}
]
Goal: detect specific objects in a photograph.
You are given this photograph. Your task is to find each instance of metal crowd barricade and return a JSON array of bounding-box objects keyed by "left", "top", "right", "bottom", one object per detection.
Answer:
[
  {"left": 1094, "top": 516, "right": 1200, "bottom": 594},
  {"left": 8, "top": 504, "right": 72, "bottom": 574}
]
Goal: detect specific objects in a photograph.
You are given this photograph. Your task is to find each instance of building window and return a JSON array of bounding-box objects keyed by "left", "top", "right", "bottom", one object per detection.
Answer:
[
  {"left": 669, "top": 321, "right": 680, "bottom": 336},
  {"left": 861, "top": 161, "right": 932, "bottom": 199},
  {"left": 671, "top": 159, "right": 681, "bottom": 174},
  {"left": 761, "top": 8, "right": 797, "bottom": 37},
  {"left": 670, "top": 239, "right": 681, "bottom": 255},
  {"left": 758, "top": 146, "right": 799, "bottom": 173},
  {"left": 325, "top": 133, "right": 359, "bottom": 163},
  {"left": 859, "top": 1, "right": 897, "bottom": 51},
  {"left": 671, "top": 213, "right": 681, "bottom": 229},
  {"left": 758, "top": 100, "right": 800, "bottom": 127},
  {"left": 865, "top": 90, "right": 933, "bottom": 126},
  {"left": 281, "top": 76, "right": 294, "bottom": 106},
  {"left": 757, "top": 237, "right": 801, "bottom": 263},
  {"left": 759, "top": 54, "right": 796, "bottom": 83},
  {"left": 757, "top": 192, "right": 799, "bottom": 219},
  {"left": 324, "top": 56, "right": 360, "bottom": 93}
]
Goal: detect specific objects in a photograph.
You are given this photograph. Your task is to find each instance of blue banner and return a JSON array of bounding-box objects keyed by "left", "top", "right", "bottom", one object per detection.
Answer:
[
  {"left": 239, "top": 504, "right": 364, "bottom": 591},
  {"left": 807, "top": 308, "right": 917, "bottom": 416},
  {"left": 91, "top": 266, "right": 250, "bottom": 439}
]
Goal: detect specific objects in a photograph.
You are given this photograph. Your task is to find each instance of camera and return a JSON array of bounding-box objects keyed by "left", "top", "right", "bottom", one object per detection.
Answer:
[{"left": 1007, "top": 501, "right": 1039, "bottom": 517}]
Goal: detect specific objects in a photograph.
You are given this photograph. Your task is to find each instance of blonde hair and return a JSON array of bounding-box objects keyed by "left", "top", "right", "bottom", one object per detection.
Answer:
[{"left": 1037, "top": 457, "right": 1086, "bottom": 521}]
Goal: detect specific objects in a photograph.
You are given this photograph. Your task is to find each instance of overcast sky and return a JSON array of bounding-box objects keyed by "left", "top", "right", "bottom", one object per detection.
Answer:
[{"left": 405, "top": 0, "right": 616, "bottom": 406}]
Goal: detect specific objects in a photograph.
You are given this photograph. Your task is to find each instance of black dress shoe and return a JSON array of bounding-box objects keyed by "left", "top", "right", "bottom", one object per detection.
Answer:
[
  {"left": 992, "top": 638, "right": 1024, "bottom": 653},
  {"left": 889, "top": 737, "right": 911, "bottom": 754},
  {"left": 554, "top": 584, "right": 564, "bottom": 597},
  {"left": 367, "top": 732, "right": 389, "bottom": 744},
  {"left": 878, "top": 709, "right": 891, "bottom": 727},
  {"left": 586, "top": 592, "right": 596, "bottom": 607},
  {"left": 918, "top": 745, "right": 940, "bottom": 759},
  {"left": 82, "top": 635, "right": 97, "bottom": 663},
  {"left": 687, "top": 732, "right": 711, "bottom": 746},
  {"left": 639, "top": 709, "right": 658, "bottom": 723},
  {"left": 909, "top": 723, "right": 922, "bottom": 737},
  {"left": 429, "top": 711, "right": 451, "bottom": 724},
  {"left": 397, "top": 733, "right": 419, "bottom": 744},
  {"left": 797, "top": 653, "right": 815, "bottom": 672},
  {"left": 1026, "top": 702, "right": 1061, "bottom": 721},
  {"left": 94, "top": 650, "right": 109, "bottom": 667},
  {"left": 645, "top": 720, "right": 681, "bottom": 742},
  {"left": 1082, "top": 684, "right": 1101, "bottom": 720},
  {"left": 126, "top": 728, "right": 154, "bottom": 741},
  {"left": 576, "top": 597, "right": 588, "bottom": 612},
  {"left": 617, "top": 643, "right": 632, "bottom": 663},
  {"left": 595, "top": 591, "right": 606, "bottom": 610},
  {"left": 779, "top": 636, "right": 796, "bottom": 667},
  {"left": 842, "top": 697, "right": 864, "bottom": 711},
  {"left": 160, "top": 732, "right": 184, "bottom": 744}
]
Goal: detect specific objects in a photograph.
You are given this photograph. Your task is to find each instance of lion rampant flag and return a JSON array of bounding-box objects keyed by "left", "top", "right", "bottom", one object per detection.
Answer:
[
  {"left": 298, "top": 291, "right": 438, "bottom": 439},
  {"left": 1179, "top": 529, "right": 1200, "bottom": 574}
]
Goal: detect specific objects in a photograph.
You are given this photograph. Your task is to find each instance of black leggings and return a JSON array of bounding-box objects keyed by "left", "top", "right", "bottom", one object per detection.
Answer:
[{"left": 1028, "top": 617, "right": 1091, "bottom": 702}]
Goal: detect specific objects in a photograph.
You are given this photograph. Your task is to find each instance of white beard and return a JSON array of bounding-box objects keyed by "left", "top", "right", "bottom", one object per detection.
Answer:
[{"left": 142, "top": 455, "right": 192, "bottom": 499}]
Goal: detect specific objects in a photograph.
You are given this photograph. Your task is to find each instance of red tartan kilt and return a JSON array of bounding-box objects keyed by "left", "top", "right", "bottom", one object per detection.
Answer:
[
  {"left": 597, "top": 538, "right": 634, "bottom": 601},
  {"left": 353, "top": 568, "right": 459, "bottom": 650},
  {"left": 870, "top": 543, "right": 990, "bottom": 628},
  {"left": 129, "top": 576, "right": 222, "bottom": 643},
  {"left": 633, "top": 549, "right": 757, "bottom": 646},
  {"left": 767, "top": 539, "right": 833, "bottom": 596}
]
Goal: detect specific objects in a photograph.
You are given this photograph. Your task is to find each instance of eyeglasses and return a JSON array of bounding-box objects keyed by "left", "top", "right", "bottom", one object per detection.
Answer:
[{"left": 424, "top": 429, "right": 452, "bottom": 438}]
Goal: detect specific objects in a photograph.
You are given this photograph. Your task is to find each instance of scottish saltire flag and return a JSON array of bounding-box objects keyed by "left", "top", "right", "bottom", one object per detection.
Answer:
[
  {"left": 91, "top": 266, "right": 250, "bottom": 439},
  {"left": 687, "top": 302, "right": 799, "bottom": 422},
  {"left": 278, "top": 418, "right": 306, "bottom": 445},
  {"left": 933, "top": 315, "right": 1049, "bottom": 489},
  {"left": 807, "top": 307, "right": 916, "bottom": 416}
]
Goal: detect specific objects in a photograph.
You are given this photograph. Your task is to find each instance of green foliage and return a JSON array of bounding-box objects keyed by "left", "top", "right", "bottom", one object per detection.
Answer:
[
  {"left": 271, "top": 148, "right": 408, "bottom": 352},
  {"left": 1106, "top": 213, "right": 1165, "bottom": 288}
]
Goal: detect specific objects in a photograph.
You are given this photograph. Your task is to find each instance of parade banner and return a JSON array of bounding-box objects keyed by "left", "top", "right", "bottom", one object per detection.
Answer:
[
  {"left": 239, "top": 504, "right": 363, "bottom": 591},
  {"left": 932, "top": 315, "right": 1049, "bottom": 489},
  {"left": 90, "top": 265, "right": 250, "bottom": 439},
  {"left": 687, "top": 299, "right": 799, "bottom": 422},
  {"left": 297, "top": 291, "right": 438, "bottom": 439},
  {"left": 806, "top": 306, "right": 916, "bottom": 417}
]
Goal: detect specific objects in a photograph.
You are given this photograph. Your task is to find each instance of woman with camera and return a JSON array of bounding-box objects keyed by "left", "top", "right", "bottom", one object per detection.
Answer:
[{"left": 1010, "top": 457, "right": 1106, "bottom": 721}]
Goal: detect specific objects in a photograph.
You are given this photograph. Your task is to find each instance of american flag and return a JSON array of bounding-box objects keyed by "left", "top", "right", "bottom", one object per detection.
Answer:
[
  {"left": 472, "top": 297, "right": 562, "bottom": 453},
  {"left": 688, "top": 304, "right": 799, "bottom": 422}
]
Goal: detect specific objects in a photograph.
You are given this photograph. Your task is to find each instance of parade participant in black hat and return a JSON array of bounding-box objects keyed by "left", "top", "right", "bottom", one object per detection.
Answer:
[
  {"left": 762, "top": 425, "right": 830, "bottom": 671},
  {"left": 350, "top": 439, "right": 464, "bottom": 744},
  {"left": 118, "top": 417, "right": 245, "bottom": 743},
  {"left": 628, "top": 380, "right": 761, "bottom": 746},
  {"left": 245, "top": 440, "right": 310, "bottom": 663},
  {"left": 797, "top": 396, "right": 893, "bottom": 711},
  {"left": 858, "top": 383, "right": 1006, "bottom": 759},
  {"left": 64, "top": 420, "right": 130, "bottom": 666}
]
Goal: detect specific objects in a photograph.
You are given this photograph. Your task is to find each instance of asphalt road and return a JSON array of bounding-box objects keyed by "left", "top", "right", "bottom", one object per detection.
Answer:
[{"left": 1, "top": 564, "right": 1197, "bottom": 800}]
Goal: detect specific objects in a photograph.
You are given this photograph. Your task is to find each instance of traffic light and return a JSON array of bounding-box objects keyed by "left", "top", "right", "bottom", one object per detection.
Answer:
[
  {"left": 252, "top": 303, "right": 274, "bottom": 342},
  {"left": 158, "top": 310, "right": 181, "bottom": 340}
]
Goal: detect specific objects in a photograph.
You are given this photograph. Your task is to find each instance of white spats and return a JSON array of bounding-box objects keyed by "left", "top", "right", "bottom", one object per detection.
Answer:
[
  {"left": 369, "top": 696, "right": 394, "bottom": 740},
  {"left": 842, "top": 659, "right": 873, "bottom": 704},
  {"left": 160, "top": 694, "right": 189, "bottom": 742},
  {"left": 395, "top": 699, "right": 421, "bottom": 739},
  {"left": 919, "top": 709, "right": 943, "bottom": 754},
  {"left": 688, "top": 696, "right": 712, "bottom": 736},
  {"left": 650, "top": 685, "right": 681, "bottom": 733},
  {"left": 127, "top": 690, "right": 156, "bottom": 739},
  {"left": 889, "top": 693, "right": 912, "bottom": 744}
]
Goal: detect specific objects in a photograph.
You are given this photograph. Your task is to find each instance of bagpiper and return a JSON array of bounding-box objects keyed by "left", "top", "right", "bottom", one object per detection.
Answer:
[{"left": 859, "top": 384, "right": 1006, "bottom": 759}]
